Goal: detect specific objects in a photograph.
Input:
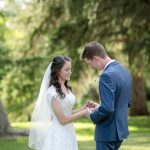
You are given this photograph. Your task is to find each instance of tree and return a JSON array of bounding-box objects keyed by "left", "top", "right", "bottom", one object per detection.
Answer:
[
  {"left": 115, "top": 0, "right": 150, "bottom": 115},
  {"left": 0, "top": 99, "right": 28, "bottom": 136},
  {"left": 0, "top": 0, "right": 63, "bottom": 121},
  {"left": 4, "top": 0, "right": 150, "bottom": 117},
  {"left": 0, "top": 5, "right": 13, "bottom": 136},
  {"left": 0, "top": 100, "right": 12, "bottom": 136},
  {"left": 28, "top": 0, "right": 150, "bottom": 115}
]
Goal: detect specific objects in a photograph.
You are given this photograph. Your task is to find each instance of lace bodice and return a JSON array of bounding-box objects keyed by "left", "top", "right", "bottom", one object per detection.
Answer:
[{"left": 47, "top": 85, "right": 76, "bottom": 116}]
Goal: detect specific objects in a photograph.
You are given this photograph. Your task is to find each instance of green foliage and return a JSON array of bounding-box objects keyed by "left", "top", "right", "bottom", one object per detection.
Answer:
[
  {"left": 34, "top": 0, "right": 150, "bottom": 74},
  {"left": 0, "top": 57, "right": 53, "bottom": 121},
  {"left": 1, "top": 0, "right": 150, "bottom": 120}
]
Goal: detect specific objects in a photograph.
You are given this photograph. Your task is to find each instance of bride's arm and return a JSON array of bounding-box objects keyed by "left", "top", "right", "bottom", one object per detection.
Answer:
[
  {"left": 72, "top": 104, "right": 86, "bottom": 114},
  {"left": 51, "top": 98, "right": 88, "bottom": 125}
]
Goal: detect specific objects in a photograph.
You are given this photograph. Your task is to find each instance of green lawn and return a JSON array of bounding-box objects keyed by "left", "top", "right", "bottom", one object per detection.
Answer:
[{"left": 0, "top": 116, "right": 150, "bottom": 150}]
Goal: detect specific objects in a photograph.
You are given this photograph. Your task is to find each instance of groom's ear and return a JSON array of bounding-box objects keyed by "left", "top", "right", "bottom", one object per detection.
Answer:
[{"left": 93, "top": 56, "right": 100, "bottom": 62}]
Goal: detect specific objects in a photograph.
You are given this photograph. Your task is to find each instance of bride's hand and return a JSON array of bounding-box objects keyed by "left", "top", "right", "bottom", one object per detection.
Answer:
[{"left": 82, "top": 100, "right": 93, "bottom": 109}]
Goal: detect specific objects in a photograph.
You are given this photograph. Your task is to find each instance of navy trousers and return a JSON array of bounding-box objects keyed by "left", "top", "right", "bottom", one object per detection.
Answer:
[{"left": 96, "top": 141, "right": 123, "bottom": 150}]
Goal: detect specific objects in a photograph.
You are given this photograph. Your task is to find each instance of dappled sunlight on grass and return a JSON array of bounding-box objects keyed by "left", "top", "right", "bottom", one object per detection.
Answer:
[
  {"left": 129, "top": 125, "right": 150, "bottom": 133},
  {"left": 129, "top": 126, "right": 139, "bottom": 131},
  {"left": 120, "top": 131, "right": 150, "bottom": 150},
  {"left": 121, "top": 146, "right": 150, "bottom": 150},
  {"left": 0, "top": 116, "right": 148, "bottom": 150},
  {"left": 11, "top": 122, "right": 30, "bottom": 129},
  {"left": 128, "top": 116, "right": 150, "bottom": 127},
  {"left": 78, "top": 140, "right": 96, "bottom": 150},
  {"left": 0, "top": 137, "right": 30, "bottom": 150},
  {"left": 76, "top": 134, "right": 94, "bottom": 141},
  {"left": 74, "top": 122, "right": 95, "bottom": 129}
]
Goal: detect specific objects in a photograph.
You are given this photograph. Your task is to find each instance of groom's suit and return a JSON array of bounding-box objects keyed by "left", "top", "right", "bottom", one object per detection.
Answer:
[{"left": 90, "top": 61, "right": 132, "bottom": 150}]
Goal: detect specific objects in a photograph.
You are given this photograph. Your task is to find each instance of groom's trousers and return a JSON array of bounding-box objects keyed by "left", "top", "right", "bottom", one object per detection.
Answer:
[{"left": 96, "top": 141, "right": 123, "bottom": 150}]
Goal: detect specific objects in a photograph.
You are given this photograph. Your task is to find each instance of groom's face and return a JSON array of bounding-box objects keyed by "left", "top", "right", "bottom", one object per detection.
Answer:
[
  {"left": 84, "top": 58, "right": 97, "bottom": 70},
  {"left": 84, "top": 57, "right": 103, "bottom": 70}
]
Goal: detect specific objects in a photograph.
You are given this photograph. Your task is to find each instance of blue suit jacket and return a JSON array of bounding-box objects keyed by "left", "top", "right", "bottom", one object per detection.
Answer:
[{"left": 90, "top": 61, "right": 132, "bottom": 142}]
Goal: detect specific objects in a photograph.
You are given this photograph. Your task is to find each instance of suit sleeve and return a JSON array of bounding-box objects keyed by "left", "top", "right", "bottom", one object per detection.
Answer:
[{"left": 90, "top": 73, "right": 116, "bottom": 124}]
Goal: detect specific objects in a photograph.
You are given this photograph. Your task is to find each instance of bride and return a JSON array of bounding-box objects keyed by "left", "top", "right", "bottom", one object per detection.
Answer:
[{"left": 28, "top": 55, "right": 92, "bottom": 150}]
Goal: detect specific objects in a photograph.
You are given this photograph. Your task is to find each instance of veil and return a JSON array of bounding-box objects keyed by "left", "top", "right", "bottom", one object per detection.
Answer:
[{"left": 28, "top": 62, "right": 53, "bottom": 150}]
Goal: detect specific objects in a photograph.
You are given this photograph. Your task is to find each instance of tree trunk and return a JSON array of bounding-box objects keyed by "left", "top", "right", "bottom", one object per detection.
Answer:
[
  {"left": 130, "top": 75, "right": 149, "bottom": 116},
  {"left": 0, "top": 100, "right": 13, "bottom": 136}
]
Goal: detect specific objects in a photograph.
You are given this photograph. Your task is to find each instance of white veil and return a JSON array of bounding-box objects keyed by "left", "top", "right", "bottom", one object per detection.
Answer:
[{"left": 28, "top": 62, "right": 53, "bottom": 150}]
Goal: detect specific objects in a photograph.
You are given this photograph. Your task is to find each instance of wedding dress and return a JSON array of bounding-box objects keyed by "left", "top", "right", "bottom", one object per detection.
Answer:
[
  {"left": 29, "top": 62, "right": 78, "bottom": 150},
  {"left": 41, "top": 85, "right": 78, "bottom": 150}
]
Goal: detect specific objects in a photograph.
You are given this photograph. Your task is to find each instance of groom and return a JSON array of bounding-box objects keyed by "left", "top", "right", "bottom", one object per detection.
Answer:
[{"left": 82, "top": 42, "right": 132, "bottom": 150}]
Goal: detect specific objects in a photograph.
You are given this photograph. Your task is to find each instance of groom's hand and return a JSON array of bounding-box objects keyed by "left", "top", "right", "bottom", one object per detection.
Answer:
[
  {"left": 86, "top": 100, "right": 100, "bottom": 109},
  {"left": 85, "top": 107, "right": 96, "bottom": 119},
  {"left": 87, "top": 107, "right": 95, "bottom": 113},
  {"left": 86, "top": 100, "right": 96, "bottom": 108}
]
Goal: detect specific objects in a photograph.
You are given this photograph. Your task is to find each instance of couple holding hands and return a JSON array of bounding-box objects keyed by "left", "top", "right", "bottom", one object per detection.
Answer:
[{"left": 29, "top": 42, "right": 132, "bottom": 150}]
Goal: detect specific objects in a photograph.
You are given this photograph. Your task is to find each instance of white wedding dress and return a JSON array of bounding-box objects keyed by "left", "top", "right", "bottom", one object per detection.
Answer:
[{"left": 41, "top": 85, "right": 78, "bottom": 150}]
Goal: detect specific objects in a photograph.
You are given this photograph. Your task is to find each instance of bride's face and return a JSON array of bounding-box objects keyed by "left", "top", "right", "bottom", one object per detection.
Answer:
[{"left": 58, "top": 61, "right": 72, "bottom": 81}]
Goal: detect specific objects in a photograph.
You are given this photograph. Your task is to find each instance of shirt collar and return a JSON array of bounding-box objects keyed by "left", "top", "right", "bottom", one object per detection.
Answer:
[{"left": 104, "top": 59, "right": 115, "bottom": 70}]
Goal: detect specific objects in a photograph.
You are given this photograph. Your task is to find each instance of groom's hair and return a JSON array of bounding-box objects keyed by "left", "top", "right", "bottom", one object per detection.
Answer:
[{"left": 82, "top": 42, "right": 107, "bottom": 60}]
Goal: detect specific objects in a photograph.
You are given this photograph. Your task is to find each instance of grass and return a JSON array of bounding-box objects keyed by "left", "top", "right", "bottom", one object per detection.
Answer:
[{"left": 0, "top": 116, "right": 150, "bottom": 150}]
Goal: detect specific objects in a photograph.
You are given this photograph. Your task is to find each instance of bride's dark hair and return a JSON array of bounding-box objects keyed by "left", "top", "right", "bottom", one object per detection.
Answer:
[{"left": 50, "top": 55, "right": 72, "bottom": 98}]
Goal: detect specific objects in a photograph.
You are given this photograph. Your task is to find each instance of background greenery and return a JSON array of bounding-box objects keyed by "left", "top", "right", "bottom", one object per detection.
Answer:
[
  {"left": 0, "top": 0, "right": 150, "bottom": 122},
  {"left": 0, "top": 0, "right": 150, "bottom": 149}
]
